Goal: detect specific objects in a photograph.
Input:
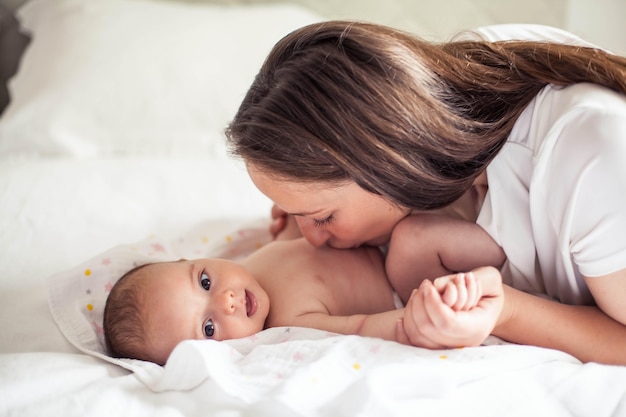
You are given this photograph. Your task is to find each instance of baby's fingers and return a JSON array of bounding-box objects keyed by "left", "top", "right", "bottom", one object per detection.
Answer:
[
  {"left": 441, "top": 281, "right": 458, "bottom": 307},
  {"left": 423, "top": 282, "right": 456, "bottom": 329},
  {"left": 437, "top": 272, "right": 482, "bottom": 311},
  {"left": 401, "top": 287, "right": 445, "bottom": 349}
]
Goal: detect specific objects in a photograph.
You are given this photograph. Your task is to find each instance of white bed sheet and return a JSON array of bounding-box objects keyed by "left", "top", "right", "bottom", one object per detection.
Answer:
[{"left": 2, "top": 0, "right": 626, "bottom": 416}]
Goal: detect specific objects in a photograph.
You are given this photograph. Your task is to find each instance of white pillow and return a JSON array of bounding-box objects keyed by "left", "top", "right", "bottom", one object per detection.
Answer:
[{"left": 0, "top": 0, "right": 322, "bottom": 158}]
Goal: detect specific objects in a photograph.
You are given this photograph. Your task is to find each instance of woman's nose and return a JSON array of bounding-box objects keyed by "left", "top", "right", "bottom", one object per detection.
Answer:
[{"left": 297, "top": 218, "right": 331, "bottom": 247}]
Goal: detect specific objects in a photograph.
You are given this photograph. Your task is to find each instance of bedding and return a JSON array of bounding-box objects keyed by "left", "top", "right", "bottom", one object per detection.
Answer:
[{"left": 1, "top": 0, "right": 626, "bottom": 416}]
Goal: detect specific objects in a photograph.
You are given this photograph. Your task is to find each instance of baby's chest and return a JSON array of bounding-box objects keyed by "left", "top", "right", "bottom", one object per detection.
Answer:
[{"left": 282, "top": 265, "right": 395, "bottom": 317}]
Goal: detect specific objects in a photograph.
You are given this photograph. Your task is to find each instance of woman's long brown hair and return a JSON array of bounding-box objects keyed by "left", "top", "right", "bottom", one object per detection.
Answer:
[{"left": 227, "top": 21, "right": 626, "bottom": 210}]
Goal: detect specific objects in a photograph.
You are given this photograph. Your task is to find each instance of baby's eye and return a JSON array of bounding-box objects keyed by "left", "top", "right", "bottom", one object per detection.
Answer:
[
  {"left": 200, "top": 271, "right": 211, "bottom": 291},
  {"left": 204, "top": 319, "right": 215, "bottom": 338}
]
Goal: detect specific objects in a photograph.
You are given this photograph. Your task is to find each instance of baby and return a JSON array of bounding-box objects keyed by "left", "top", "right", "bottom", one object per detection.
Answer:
[{"left": 104, "top": 216, "right": 504, "bottom": 365}]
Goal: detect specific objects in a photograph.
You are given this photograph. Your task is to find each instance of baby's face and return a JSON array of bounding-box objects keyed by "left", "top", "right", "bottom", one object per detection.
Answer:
[{"left": 138, "top": 258, "right": 269, "bottom": 364}]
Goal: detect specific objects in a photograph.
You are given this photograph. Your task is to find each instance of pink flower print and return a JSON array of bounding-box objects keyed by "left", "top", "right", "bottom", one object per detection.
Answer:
[
  {"left": 369, "top": 345, "right": 381, "bottom": 354},
  {"left": 92, "top": 321, "right": 104, "bottom": 335},
  {"left": 151, "top": 243, "right": 165, "bottom": 252}
]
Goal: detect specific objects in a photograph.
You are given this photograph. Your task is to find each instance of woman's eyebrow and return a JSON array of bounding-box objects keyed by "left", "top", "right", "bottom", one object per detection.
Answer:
[{"left": 287, "top": 208, "right": 324, "bottom": 216}]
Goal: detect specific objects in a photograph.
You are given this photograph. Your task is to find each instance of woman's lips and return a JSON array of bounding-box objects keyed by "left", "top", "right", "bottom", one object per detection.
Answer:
[{"left": 245, "top": 290, "right": 257, "bottom": 317}]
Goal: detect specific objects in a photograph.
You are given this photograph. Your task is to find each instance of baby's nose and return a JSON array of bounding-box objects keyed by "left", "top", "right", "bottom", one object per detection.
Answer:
[{"left": 220, "top": 290, "right": 236, "bottom": 314}]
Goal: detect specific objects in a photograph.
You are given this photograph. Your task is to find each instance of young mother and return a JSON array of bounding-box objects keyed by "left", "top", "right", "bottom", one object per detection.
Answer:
[{"left": 226, "top": 22, "right": 626, "bottom": 365}]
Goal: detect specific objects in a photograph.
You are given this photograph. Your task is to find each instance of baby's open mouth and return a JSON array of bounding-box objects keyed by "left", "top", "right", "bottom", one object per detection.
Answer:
[{"left": 245, "top": 290, "right": 257, "bottom": 317}]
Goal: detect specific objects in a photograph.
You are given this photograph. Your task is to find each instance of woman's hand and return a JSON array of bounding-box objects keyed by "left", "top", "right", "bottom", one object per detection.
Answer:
[
  {"left": 395, "top": 266, "right": 503, "bottom": 349},
  {"left": 269, "top": 204, "right": 289, "bottom": 238},
  {"left": 271, "top": 204, "right": 303, "bottom": 240}
]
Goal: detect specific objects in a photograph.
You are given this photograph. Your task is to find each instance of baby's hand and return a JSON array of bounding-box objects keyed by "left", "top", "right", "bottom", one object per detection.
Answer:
[
  {"left": 435, "top": 272, "right": 481, "bottom": 312},
  {"left": 395, "top": 266, "right": 503, "bottom": 349}
]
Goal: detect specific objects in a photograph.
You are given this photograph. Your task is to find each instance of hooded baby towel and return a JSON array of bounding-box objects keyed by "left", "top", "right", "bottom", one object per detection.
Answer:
[{"left": 47, "top": 218, "right": 278, "bottom": 388}]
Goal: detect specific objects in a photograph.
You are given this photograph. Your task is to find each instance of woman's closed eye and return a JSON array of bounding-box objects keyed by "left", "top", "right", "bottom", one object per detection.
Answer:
[
  {"left": 199, "top": 270, "right": 211, "bottom": 290},
  {"left": 313, "top": 214, "right": 334, "bottom": 228}
]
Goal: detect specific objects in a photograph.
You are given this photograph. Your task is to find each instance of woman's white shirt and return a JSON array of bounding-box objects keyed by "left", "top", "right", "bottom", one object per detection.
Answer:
[
  {"left": 458, "top": 23, "right": 626, "bottom": 305},
  {"left": 478, "top": 83, "right": 626, "bottom": 304}
]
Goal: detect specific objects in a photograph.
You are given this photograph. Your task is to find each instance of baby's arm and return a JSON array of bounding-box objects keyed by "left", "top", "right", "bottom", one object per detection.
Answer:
[
  {"left": 284, "top": 309, "right": 405, "bottom": 343},
  {"left": 397, "top": 266, "right": 504, "bottom": 348},
  {"left": 280, "top": 269, "right": 497, "bottom": 347},
  {"left": 386, "top": 213, "right": 506, "bottom": 303}
]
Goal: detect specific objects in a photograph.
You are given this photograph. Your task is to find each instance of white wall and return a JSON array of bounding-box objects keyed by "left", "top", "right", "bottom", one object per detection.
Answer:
[
  {"left": 565, "top": 0, "right": 626, "bottom": 54},
  {"left": 290, "top": 0, "right": 569, "bottom": 41},
  {"left": 3, "top": 0, "right": 623, "bottom": 53}
]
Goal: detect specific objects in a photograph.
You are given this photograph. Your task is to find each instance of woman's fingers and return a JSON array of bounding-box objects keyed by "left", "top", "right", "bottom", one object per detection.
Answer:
[
  {"left": 422, "top": 282, "right": 456, "bottom": 330},
  {"left": 452, "top": 273, "right": 468, "bottom": 311},
  {"left": 270, "top": 204, "right": 287, "bottom": 220},
  {"left": 402, "top": 278, "right": 494, "bottom": 348},
  {"left": 269, "top": 216, "right": 285, "bottom": 237},
  {"left": 402, "top": 285, "right": 446, "bottom": 349},
  {"left": 400, "top": 272, "right": 503, "bottom": 349},
  {"left": 462, "top": 272, "right": 479, "bottom": 311},
  {"left": 269, "top": 204, "right": 289, "bottom": 237}
]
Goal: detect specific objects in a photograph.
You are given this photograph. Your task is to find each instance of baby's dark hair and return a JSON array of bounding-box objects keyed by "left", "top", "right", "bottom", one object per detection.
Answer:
[{"left": 103, "top": 264, "right": 152, "bottom": 362}]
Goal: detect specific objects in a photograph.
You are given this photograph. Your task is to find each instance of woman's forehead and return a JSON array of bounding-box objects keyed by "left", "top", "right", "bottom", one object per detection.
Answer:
[{"left": 247, "top": 165, "right": 351, "bottom": 194}]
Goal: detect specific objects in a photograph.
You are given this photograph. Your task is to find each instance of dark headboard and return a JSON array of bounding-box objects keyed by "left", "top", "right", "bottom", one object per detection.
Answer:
[{"left": 0, "top": 2, "right": 30, "bottom": 116}]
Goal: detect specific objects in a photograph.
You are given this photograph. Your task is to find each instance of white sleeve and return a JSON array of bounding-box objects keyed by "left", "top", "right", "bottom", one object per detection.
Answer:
[{"left": 553, "top": 106, "right": 626, "bottom": 277}]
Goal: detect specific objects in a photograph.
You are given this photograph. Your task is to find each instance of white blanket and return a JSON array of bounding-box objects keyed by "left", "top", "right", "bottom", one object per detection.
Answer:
[
  {"left": 3, "top": 158, "right": 623, "bottom": 416},
  {"left": 38, "top": 211, "right": 626, "bottom": 417}
]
